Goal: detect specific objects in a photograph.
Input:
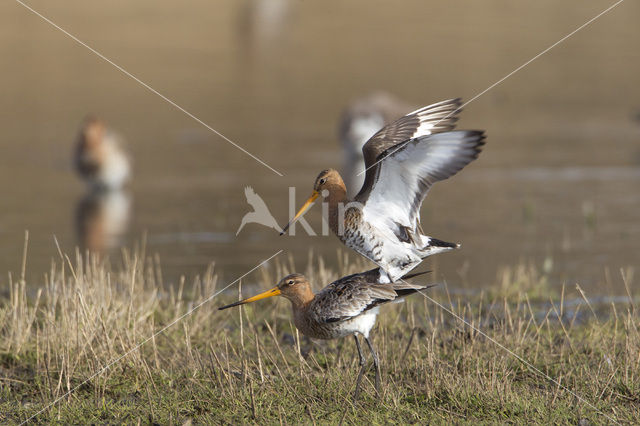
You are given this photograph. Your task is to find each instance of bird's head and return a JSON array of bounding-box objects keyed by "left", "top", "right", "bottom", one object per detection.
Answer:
[
  {"left": 312, "top": 169, "right": 343, "bottom": 193},
  {"left": 80, "top": 116, "right": 106, "bottom": 148},
  {"left": 218, "top": 273, "right": 313, "bottom": 310},
  {"left": 275, "top": 273, "right": 312, "bottom": 302},
  {"left": 280, "top": 169, "right": 345, "bottom": 235}
]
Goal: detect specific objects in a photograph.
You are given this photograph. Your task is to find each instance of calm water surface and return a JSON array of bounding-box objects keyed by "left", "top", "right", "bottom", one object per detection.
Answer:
[{"left": 1, "top": 0, "right": 639, "bottom": 294}]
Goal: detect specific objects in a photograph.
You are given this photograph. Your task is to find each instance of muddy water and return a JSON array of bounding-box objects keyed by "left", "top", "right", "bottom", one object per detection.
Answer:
[{"left": 1, "top": 0, "right": 639, "bottom": 294}]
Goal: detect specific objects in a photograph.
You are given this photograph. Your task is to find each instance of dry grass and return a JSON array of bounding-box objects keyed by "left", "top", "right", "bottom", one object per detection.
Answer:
[{"left": 0, "top": 244, "right": 638, "bottom": 424}]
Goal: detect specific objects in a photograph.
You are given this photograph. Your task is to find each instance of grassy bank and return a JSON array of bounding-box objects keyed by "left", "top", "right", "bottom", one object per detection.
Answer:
[{"left": 0, "top": 247, "right": 638, "bottom": 424}]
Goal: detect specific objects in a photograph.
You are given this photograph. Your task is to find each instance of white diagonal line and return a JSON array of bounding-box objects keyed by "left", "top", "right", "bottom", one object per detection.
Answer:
[
  {"left": 352, "top": 221, "right": 618, "bottom": 422},
  {"left": 21, "top": 250, "right": 283, "bottom": 425},
  {"left": 14, "top": 0, "right": 284, "bottom": 177},
  {"left": 408, "top": 283, "right": 619, "bottom": 424},
  {"left": 358, "top": 0, "right": 626, "bottom": 177}
]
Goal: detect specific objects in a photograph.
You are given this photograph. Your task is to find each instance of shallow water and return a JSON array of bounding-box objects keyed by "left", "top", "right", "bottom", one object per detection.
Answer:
[{"left": 0, "top": 0, "right": 639, "bottom": 294}]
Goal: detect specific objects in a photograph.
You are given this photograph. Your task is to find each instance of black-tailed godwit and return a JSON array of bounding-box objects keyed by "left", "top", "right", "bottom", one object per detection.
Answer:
[
  {"left": 219, "top": 268, "right": 430, "bottom": 398},
  {"left": 75, "top": 116, "right": 131, "bottom": 190},
  {"left": 281, "top": 98, "right": 485, "bottom": 282}
]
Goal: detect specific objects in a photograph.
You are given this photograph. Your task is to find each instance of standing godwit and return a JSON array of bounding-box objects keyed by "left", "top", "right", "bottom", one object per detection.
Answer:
[
  {"left": 281, "top": 98, "right": 485, "bottom": 283},
  {"left": 219, "top": 268, "right": 429, "bottom": 399},
  {"left": 74, "top": 116, "right": 131, "bottom": 190}
]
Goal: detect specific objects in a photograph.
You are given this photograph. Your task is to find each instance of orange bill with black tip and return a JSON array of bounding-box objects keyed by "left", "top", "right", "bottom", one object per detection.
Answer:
[
  {"left": 279, "top": 190, "right": 319, "bottom": 235},
  {"left": 218, "top": 286, "right": 281, "bottom": 310}
]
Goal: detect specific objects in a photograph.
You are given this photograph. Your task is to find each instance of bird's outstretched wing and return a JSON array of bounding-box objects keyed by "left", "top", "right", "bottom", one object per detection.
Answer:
[
  {"left": 359, "top": 130, "right": 485, "bottom": 235},
  {"left": 356, "top": 98, "right": 462, "bottom": 201}
]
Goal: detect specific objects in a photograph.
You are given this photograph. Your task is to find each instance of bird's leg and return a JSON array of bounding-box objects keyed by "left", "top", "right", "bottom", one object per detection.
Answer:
[
  {"left": 353, "top": 334, "right": 367, "bottom": 401},
  {"left": 365, "top": 336, "right": 381, "bottom": 397}
]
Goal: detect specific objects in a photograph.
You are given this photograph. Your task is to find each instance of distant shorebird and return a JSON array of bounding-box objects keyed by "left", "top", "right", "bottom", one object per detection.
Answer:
[
  {"left": 237, "top": 0, "right": 289, "bottom": 53},
  {"left": 281, "top": 98, "right": 485, "bottom": 282},
  {"left": 339, "top": 92, "right": 415, "bottom": 196},
  {"left": 74, "top": 116, "right": 131, "bottom": 190},
  {"left": 219, "top": 268, "right": 430, "bottom": 399},
  {"left": 236, "top": 186, "right": 282, "bottom": 235}
]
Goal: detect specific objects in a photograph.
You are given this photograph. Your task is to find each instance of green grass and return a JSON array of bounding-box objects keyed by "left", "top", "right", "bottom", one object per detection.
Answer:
[{"left": 0, "top": 246, "right": 638, "bottom": 424}]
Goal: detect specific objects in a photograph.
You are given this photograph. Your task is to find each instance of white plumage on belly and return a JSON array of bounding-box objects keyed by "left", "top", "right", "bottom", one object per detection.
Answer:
[
  {"left": 98, "top": 134, "right": 131, "bottom": 190},
  {"left": 335, "top": 307, "right": 379, "bottom": 339}
]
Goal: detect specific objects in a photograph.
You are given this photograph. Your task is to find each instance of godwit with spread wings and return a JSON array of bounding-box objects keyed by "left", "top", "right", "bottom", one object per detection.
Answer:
[{"left": 281, "top": 98, "right": 485, "bottom": 282}]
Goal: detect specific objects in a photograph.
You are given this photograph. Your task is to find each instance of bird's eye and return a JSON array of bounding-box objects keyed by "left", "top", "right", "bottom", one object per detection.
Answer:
[
  {"left": 319, "top": 178, "right": 327, "bottom": 185},
  {"left": 287, "top": 280, "right": 294, "bottom": 285}
]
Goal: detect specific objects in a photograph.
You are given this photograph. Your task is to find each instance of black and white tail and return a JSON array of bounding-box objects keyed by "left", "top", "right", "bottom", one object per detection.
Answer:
[{"left": 419, "top": 236, "right": 460, "bottom": 257}]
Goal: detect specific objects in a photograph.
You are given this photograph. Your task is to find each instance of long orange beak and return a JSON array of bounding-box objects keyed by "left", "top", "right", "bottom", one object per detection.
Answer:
[
  {"left": 218, "top": 286, "right": 281, "bottom": 310},
  {"left": 279, "top": 190, "right": 319, "bottom": 236}
]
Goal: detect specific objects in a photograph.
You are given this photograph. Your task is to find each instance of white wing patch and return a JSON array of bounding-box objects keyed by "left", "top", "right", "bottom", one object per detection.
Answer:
[
  {"left": 407, "top": 100, "right": 463, "bottom": 140},
  {"left": 363, "top": 131, "right": 484, "bottom": 231},
  {"left": 412, "top": 121, "right": 434, "bottom": 139}
]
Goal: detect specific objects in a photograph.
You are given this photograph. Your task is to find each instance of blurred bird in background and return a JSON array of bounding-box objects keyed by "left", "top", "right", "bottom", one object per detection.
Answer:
[
  {"left": 74, "top": 116, "right": 132, "bottom": 252},
  {"left": 74, "top": 116, "right": 131, "bottom": 191},
  {"left": 338, "top": 92, "right": 415, "bottom": 196}
]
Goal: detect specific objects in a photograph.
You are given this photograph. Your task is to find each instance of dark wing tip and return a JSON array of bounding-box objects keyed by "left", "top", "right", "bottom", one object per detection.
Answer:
[
  {"left": 463, "top": 129, "right": 486, "bottom": 139},
  {"left": 401, "top": 270, "right": 432, "bottom": 280},
  {"left": 475, "top": 130, "right": 487, "bottom": 153},
  {"left": 394, "top": 282, "right": 440, "bottom": 297},
  {"left": 461, "top": 130, "right": 487, "bottom": 158},
  {"left": 451, "top": 97, "right": 463, "bottom": 110}
]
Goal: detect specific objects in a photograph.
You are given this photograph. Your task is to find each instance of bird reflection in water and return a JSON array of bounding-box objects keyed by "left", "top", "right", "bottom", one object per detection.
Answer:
[
  {"left": 73, "top": 116, "right": 132, "bottom": 253},
  {"left": 75, "top": 190, "right": 131, "bottom": 253}
]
